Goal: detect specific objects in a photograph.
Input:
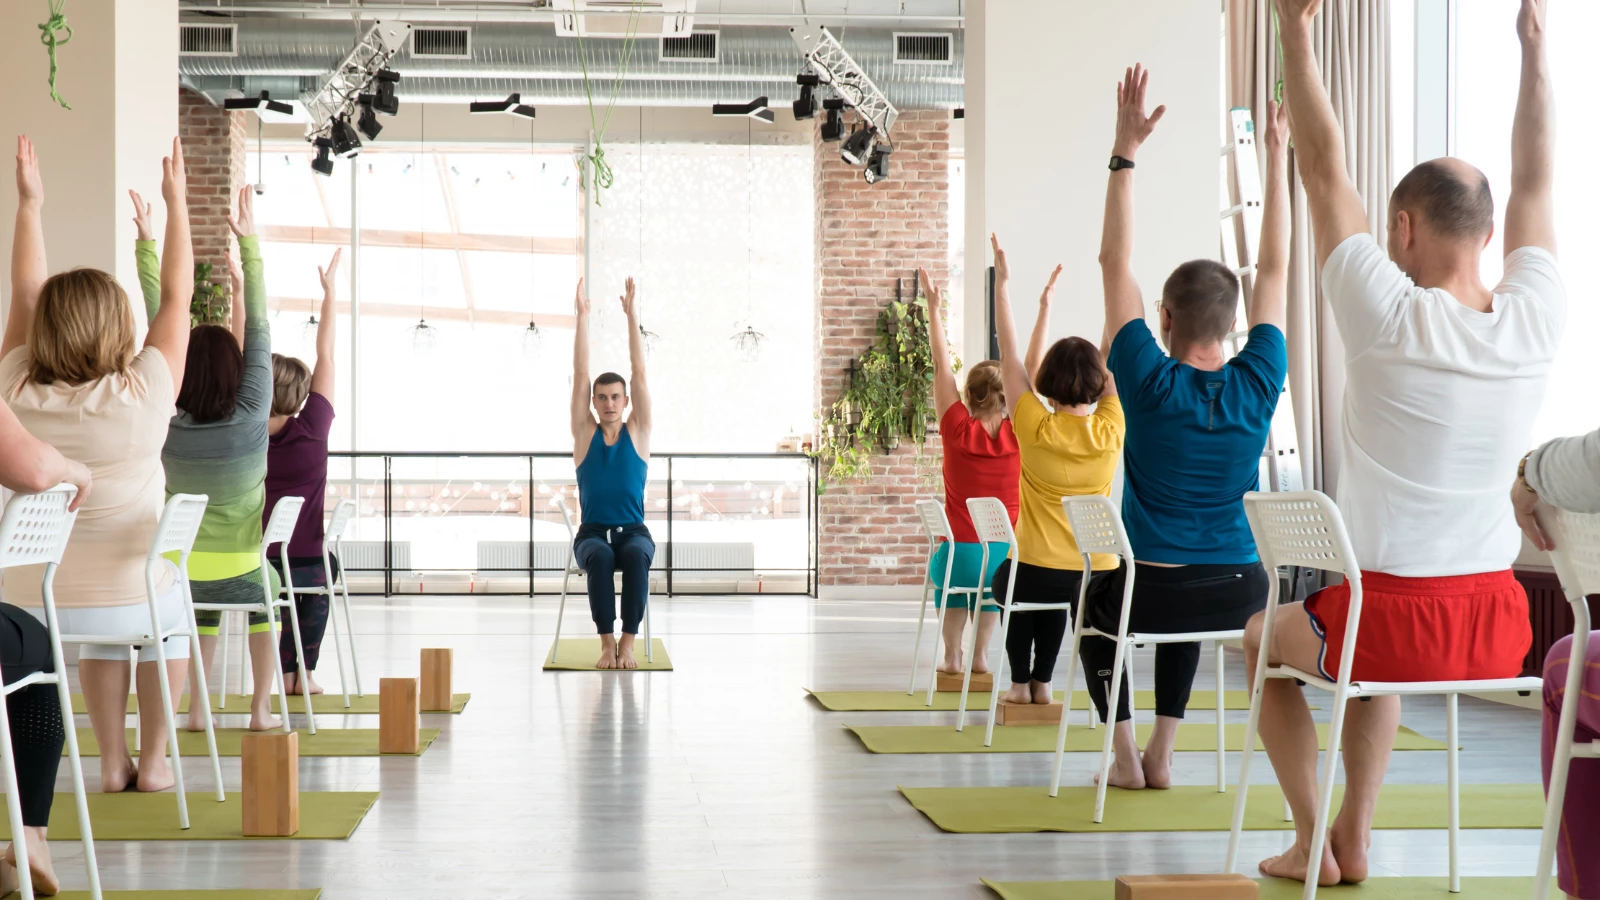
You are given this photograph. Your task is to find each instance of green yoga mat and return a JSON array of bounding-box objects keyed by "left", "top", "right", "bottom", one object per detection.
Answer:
[
  {"left": 544, "top": 638, "right": 672, "bottom": 671},
  {"left": 23, "top": 894, "right": 319, "bottom": 900},
  {"left": 70, "top": 693, "right": 471, "bottom": 716},
  {"left": 982, "top": 877, "right": 1552, "bottom": 900},
  {"left": 807, "top": 689, "right": 1268, "bottom": 712},
  {"left": 900, "top": 783, "right": 1545, "bottom": 834},
  {"left": 847, "top": 723, "right": 1445, "bottom": 754},
  {"left": 69, "top": 727, "right": 441, "bottom": 758},
  {"left": 0, "top": 791, "right": 377, "bottom": 840}
]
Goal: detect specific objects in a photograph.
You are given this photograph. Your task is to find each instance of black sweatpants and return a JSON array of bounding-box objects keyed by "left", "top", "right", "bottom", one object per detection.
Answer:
[
  {"left": 1079, "top": 562, "right": 1270, "bottom": 722},
  {"left": 991, "top": 559, "right": 1110, "bottom": 685},
  {"left": 574, "top": 523, "right": 655, "bottom": 635},
  {"left": 0, "top": 604, "right": 64, "bottom": 827}
]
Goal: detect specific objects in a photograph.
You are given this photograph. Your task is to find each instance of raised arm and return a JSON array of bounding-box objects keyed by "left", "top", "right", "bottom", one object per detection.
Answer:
[
  {"left": 1025, "top": 265, "right": 1062, "bottom": 381},
  {"left": 227, "top": 254, "right": 245, "bottom": 350},
  {"left": 1250, "top": 100, "right": 1291, "bottom": 332},
  {"left": 146, "top": 137, "right": 193, "bottom": 386},
  {"left": 1504, "top": 0, "right": 1555, "bottom": 256},
  {"left": 1100, "top": 65, "right": 1165, "bottom": 346},
  {"left": 131, "top": 189, "right": 162, "bottom": 325},
  {"left": 0, "top": 403, "right": 91, "bottom": 510},
  {"left": 1276, "top": 0, "right": 1371, "bottom": 267},
  {"left": 989, "top": 234, "right": 1030, "bottom": 419},
  {"left": 228, "top": 187, "right": 272, "bottom": 418},
  {"left": 310, "top": 248, "right": 341, "bottom": 400},
  {"left": 5, "top": 137, "right": 48, "bottom": 359},
  {"left": 918, "top": 267, "right": 961, "bottom": 419},
  {"left": 570, "top": 279, "right": 596, "bottom": 441},
  {"left": 620, "top": 277, "right": 651, "bottom": 438}
]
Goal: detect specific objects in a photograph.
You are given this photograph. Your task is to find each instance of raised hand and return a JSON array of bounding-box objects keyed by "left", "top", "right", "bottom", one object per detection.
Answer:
[
  {"left": 227, "top": 254, "right": 244, "bottom": 294},
  {"left": 1113, "top": 64, "right": 1167, "bottom": 159},
  {"left": 1517, "top": 0, "right": 1546, "bottom": 45},
  {"left": 161, "top": 137, "right": 186, "bottom": 206},
  {"left": 917, "top": 266, "right": 943, "bottom": 318},
  {"left": 1039, "top": 264, "right": 1064, "bottom": 308},
  {"left": 989, "top": 233, "right": 1009, "bottom": 281},
  {"left": 226, "top": 185, "right": 255, "bottom": 238},
  {"left": 129, "top": 189, "right": 155, "bottom": 240},
  {"left": 1274, "top": 0, "right": 1323, "bottom": 22},
  {"left": 16, "top": 137, "right": 42, "bottom": 207},
  {"left": 1262, "top": 98, "right": 1290, "bottom": 160},
  {"left": 620, "top": 276, "right": 637, "bottom": 321},
  {"left": 318, "top": 247, "right": 342, "bottom": 294},
  {"left": 574, "top": 278, "right": 589, "bottom": 317}
]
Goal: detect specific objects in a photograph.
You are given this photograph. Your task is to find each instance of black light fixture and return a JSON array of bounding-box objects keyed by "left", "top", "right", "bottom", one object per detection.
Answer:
[
  {"left": 355, "top": 97, "right": 383, "bottom": 140},
  {"left": 712, "top": 96, "right": 775, "bottom": 123},
  {"left": 820, "top": 98, "right": 845, "bottom": 142},
  {"left": 310, "top": 137, "right": 334, "bottom": 176},
  {"left": 863, "top": 144, "right": 891, "bottom": 184},
  {"left": 224, "top": 90, "right": 294, "bottom": 116},
  {"left": 840, "top": 124, "right": 876, "bottom": 166},
  {"left": 330, "top": 115, "right": 362, "bottom": 158},
  {"left": 371, "top": 68, "right": 401, "bottom": 116},
  {"left": 469, "top": 92, "right": 537, "bottom": 119},
  {"left": 792, "top": 73, "right": 819, "bottom": 120}
]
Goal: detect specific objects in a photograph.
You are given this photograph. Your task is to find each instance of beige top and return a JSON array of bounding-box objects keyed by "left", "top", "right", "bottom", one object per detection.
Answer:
[{"left": 0, "top": 346, "right": 174, "bottom": 608}]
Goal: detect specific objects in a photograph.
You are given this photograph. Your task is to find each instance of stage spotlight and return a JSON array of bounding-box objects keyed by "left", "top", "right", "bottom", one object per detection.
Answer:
[
  {"left": 372, "top": 68, "right": 401, "bottom": 115},
  {"left": 863, "top": 146, "right": 891, "bottom": 184},
  {"left": 820, "top": 98, "right": 845, "bottom": 142},
  {"left": 310, "top": 137, "right": 334, "bottom": 176},
  {"left": 840, "top": 125, "right": 876, "bottom": 166},
  {"left": 712, "top": 96, "right": 775, "bottom": 123},
  {"left": 356, "top": 98, "right": 383, "bottom": 140},
  {"left": 792, "top": 73, "right": 820, "bottom": 120},
  {"left": 224, "top": 90, "right": 294, "bottom": 116},
  {"left": 330, "top": 116, "right": 362, "bottom": 158},
  {"left": 470, "top": 92, "right": 537, "bottom": 119}
]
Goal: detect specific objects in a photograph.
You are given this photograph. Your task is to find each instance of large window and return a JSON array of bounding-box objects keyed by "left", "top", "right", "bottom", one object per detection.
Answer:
[{"left": 1455, "top": 2, "right": 1599, "bottom": 444}]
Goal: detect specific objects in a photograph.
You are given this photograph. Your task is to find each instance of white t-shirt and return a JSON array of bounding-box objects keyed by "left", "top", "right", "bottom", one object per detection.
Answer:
[{"left": 1322, "top": 233, "right": 1565, "bottom": 577}]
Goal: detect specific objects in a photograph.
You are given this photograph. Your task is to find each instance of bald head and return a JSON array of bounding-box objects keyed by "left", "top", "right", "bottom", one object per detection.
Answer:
[{"left": 1388, "top": 158, "right": 1494, "bottom": 242}]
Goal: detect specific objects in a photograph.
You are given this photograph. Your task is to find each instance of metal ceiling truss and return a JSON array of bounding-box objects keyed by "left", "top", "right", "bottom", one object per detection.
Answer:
[
  {"left": 302, "top": 20, "right": 411, "bottom": 142},
  {"left": 791, "top": 25, "right": 897, "bottom": 135}
]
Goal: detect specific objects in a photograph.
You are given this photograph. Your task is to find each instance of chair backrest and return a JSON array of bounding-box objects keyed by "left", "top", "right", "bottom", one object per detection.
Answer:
[
  {"left": 262, "top": 495, "right": 306, "bottom": 550},
  {"left": 149, "top": 494, "right": 209, "bottom": 559},
  {"left": 325, "top": 498, "right": 356, "bottom": 544},
  {"left": 1063, "top": 494, "right": 1133, "bottom": 563},
  {"left": 965, "top": 497, "right": 1015, "bottom": 548},
  {"left": 0, "top": 485, "right": 77, "bottom": 570},
  {"left": 1242, "top": 490, "right": 1360, "bottom": 578},
  {"left": 915, "top": 499, "right": 953, "bottom": 546},
  {"left": 1541, "top": 505, "right": 1600, "bottom": 634},
  {"left": 557, "top": 497, "right": 577, "bottom": 539}
]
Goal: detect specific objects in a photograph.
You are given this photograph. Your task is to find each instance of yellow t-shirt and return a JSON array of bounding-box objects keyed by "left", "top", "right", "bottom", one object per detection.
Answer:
[{"left": 1012, "top": 392, "right": 1126, "bottom": 570}]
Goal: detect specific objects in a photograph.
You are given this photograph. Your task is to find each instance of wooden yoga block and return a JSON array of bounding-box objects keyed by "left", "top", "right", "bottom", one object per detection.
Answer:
[
  {"left": 936, "top": 670, "right": 993, "bottom": 693},
  {"left": 994, "top": 699, "right": 1062, "bottom": 726},
  {"left": 420, "top": 648, "right": 453, "bottom": 712},
  {"left": 241, "top": 731, "right": 299, "bottom": 836},
  {"left": 1114, "top": 874, "right": 1259, "bottom": 899},
  {"left": 379, "top": 677, "right": 420, "bottom": 754}
]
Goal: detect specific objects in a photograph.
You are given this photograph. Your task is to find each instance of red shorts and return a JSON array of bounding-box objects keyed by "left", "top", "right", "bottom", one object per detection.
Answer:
[{"left": 1303, "top": 569, "right": 1530, "bottom": 683}]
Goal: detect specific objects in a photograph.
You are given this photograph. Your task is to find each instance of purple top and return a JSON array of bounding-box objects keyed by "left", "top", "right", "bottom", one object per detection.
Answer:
[{"left": 265, "top": 392, "right": 334, "bottom": 558}]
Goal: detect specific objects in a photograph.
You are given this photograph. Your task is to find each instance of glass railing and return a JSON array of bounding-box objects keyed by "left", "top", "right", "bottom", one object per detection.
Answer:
[{"left": 324, "top": 452, "right": 817, "bottom": 596}]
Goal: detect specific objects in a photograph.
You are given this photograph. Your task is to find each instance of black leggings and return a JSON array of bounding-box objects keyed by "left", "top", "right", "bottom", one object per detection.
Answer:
[
  {"left": 1079, "top": 562, "right": 1270, "bottom": 723},
  {"left": 0, "top": 604, "right": 63, "bottom": 827},
  {"left": 270, "top": 554, "right": 341, "bottom": 673},
  {"left": 991, "top": 559, "right": 1109, "bottom": 685},
  {"left": 574, "top": 524, "right": 655, "bottom": 635}
]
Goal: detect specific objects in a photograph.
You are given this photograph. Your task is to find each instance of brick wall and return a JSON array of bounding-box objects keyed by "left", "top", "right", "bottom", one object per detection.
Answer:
[
  {"left": 815, "top": 110, "right": 950, "bottom": 587},
  {"left": 178, "top": 88, "right": 246, "bottom": 287}
]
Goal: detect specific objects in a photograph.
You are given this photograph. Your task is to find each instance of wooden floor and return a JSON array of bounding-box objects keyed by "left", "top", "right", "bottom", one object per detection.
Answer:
[{"left": 49, "top": 594, "right": 1548, "bottom": 898}]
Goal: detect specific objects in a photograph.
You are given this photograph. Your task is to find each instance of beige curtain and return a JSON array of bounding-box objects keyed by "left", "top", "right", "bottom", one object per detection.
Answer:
[{"left": 1227, "top": 0, "right": 1392, "bottom": 497}]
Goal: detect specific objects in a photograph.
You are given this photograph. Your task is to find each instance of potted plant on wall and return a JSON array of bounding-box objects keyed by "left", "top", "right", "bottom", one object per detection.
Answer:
[{"left": 190, "top": 262, "right": 230, "bottom": 326}]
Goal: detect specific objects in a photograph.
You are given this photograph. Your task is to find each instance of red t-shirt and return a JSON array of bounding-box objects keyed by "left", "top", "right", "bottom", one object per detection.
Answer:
[{"left": 940, "top": 402, "right": 1021, "bottom": 544}]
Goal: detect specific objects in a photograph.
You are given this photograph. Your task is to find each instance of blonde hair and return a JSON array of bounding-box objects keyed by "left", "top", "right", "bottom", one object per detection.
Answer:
[
  {"left": 963, "top": 360, "right": 1005, "bottom": 417},
  {"left": 270, "top": 353, "right": 312, "bottom": 416},
  {"left": 27, "top": 268, "right": 136, "bottom": 386}
]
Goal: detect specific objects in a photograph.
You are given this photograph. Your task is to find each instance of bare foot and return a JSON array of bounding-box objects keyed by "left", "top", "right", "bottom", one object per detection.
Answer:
[
  {"left": 596, "top": 634, "right": 619, "bottom": 669},
  {"left": 101, "top": 758, "right": 137, "bottom": 793},
  {"left": 616, "top": 634, "right": 639, "bottom": 670},
  {"left": 1141, "top": 748, "right": 1174, "bottom": 790},
  {"left": 1001, "top": 684, "right": 1031, "bottom": 704},
  {"left": 136, "top": 755, "right": 176, "bottom": 793},
  {"left": 1029, "top": 680, "right": 1052, "bottom": 704},
  {"left": 1330, "top": 816, "right": 1371, "bottom": 883},
  {"left": 971, "top": 649, "right": 990, "bottom": 675},
  {"left": 1093, "top": 755, "right": 1147, "bottom": 790},
  {"left": 249, "top": 712, "right": 283, "bottom": 732},
  {"left": 1259, "top": 837, "right": 1341, "bottom": 886},
  {"left": 6, "top": 826, "right": 60, "bottom": 896},
  {"left": 284, "top": 671, "right": 326, "bottom": 695},
  {"left": 185, "top": 709, "right": 209, "bottom": 733}
]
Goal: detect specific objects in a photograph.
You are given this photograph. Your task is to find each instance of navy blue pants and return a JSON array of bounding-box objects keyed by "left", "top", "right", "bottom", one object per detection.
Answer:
[{"left": 574, "top": 524, "right": 655, "bottom": 635}]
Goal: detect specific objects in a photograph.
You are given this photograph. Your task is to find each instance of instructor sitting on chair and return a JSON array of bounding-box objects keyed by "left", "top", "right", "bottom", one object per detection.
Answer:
[{"left": 570, "top": 276, "right": 655, "bottom": 670}]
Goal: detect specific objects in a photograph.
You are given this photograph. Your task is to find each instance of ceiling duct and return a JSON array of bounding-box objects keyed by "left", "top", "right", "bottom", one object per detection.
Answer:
[{"left": 176, "top": 20, "right": 961, "bottom": 110}]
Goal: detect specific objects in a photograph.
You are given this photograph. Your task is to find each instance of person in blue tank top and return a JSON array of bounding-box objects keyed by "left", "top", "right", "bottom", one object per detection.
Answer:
[{"left": 570, "top": 276, "right": 655, "bottom": 669}]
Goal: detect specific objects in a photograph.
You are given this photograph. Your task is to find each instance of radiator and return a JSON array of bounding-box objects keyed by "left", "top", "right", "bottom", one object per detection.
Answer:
[
  {"left": 475, "top": 540, "right": 754, "bottom": 580},
  {"left": 1514, "top": 568, "right": 1597, "bottom": 677},
  {"left": 341, "top": 540, "right": 411, "bottom": 571},
  {"left": 477, "top": 541, "right": 570, "bottom": 571}
]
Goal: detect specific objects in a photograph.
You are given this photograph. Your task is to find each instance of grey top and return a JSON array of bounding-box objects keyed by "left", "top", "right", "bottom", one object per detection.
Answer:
[{"left": 1525, "top": 429, "right": 1600, "bottom": 514}]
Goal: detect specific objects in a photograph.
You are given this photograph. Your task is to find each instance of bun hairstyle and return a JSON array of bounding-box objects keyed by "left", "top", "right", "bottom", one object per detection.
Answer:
[
  {"left": 963, "top": 360, "right": 1005, "bottom": 417},
  {"left": 1034, "top": 337, "right": 1107, "bottom": 408}
]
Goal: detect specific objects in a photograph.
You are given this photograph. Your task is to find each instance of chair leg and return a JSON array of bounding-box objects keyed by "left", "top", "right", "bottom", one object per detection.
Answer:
[
  {"left": 1447, "top": 692, "right": 1460, "bottom": 893},
  {"left": 324, "top": 554, "right": 350, "bottom": 709},
  {"left": 338, "top": 572, "right": 362, "bottom": 697},
  {"left": 1093, "top": 635, "right": 1130, "bottom": 824},
  {"left": 217, "top": 611, "right": 231, "bottom": 709},
  {"left": 644, "top": 602, "right": 653, "bottom": 663},
  {"left": 52, "top": 669, "right": 100, "bottom": 900},
  {"left": 925, "top": 591, "right": 952, "bottom": 707},
  {"left": 908, "top": 580, "right": 932, "bottom": 696},
  {"left": 977, "top": 607, "right": 998, "bottom": 747},
  {"left": 1050, "top": 599, "right": 1091, "bottom": 797},
  {"left": 283, "top": 597, "right": 316, "bottom": 734},
  {"left": 0, "top": 686, "right": 35, "bottom": 900},
  {"left": 1216, "top": 642, "right": 1226, "bottom": 793},
  {"left": 145, "top": 592, "right": 190, "bottom": 829},
  {"left": 968, "top": 605, "right": 1010, "bottom": 735},
  {"left": 185, "top": 616, "right": 224, "bottom": 803},
  {"left": 1302, "top": 687, "right": 1351, "bottom": 899},
  {"left": 551, "top": 565, "right": 571, "bottom": 663},
  {"left": 1226, "top": 628, "right": 1275, "bottom": 872},
  {"left": 1535, "top": 654, "right": 1586, "bottom": 900},
  {"left": 263, "top": 603, "right": 294, "bottom": 735}
]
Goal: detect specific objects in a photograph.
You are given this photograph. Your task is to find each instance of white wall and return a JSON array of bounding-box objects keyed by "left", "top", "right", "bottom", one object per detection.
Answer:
[{"left": 963, "top": 0, "right": 1222, "bottom": 363}]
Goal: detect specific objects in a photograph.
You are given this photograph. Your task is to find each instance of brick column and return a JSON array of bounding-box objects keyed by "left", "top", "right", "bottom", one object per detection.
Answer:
[
  {"left": 815, "top": 111, "right": 950, "bottom": 588},
  {"left": 178, "top": 88, "right": 246, "bottom": 286}
]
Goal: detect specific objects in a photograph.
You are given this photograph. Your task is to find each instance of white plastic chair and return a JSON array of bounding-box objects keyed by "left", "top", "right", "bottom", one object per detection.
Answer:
[
  {"left": 199, "top": 496, "right": 309, "bottom": 734},
  {"left": 551, "top": 499, "right": 653, "bottom": 663},
  {"left": 908, "top": 500, "right": 986, "bottom": 703},
  {"left": 1226, "top": 490, "right": 1546, "bottom": 898},
  {"left": 275, "top": 498, "right": 362, "bottom": 708},
  {"left": 1532, "top": 504, "right": 1600, "bottom": 900},
  {"left": 1051, "top": 495, "right": 1237, "bottom": 820},
  {"left": 61, "top": 493, "right": 225, "bottom": 830},
  {"left": 0, "top": 485, "right": 100, "bottom": 900}
]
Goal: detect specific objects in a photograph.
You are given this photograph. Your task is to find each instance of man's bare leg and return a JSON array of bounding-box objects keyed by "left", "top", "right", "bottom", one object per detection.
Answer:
[
  {"left": 596, "top": 633, "right": 618, "bottom": 669},
  {"left": 1244, "top": 604, "right": 1340, "bottom": 886},
  {"left": 971, "top": 610, "right": 999, "bottom": 674},
  {"left": 938, "top": 604, "right": 968, "bottom": 673},
  {"left": 1141, "top": 715, "right": 1181, "bottom": 789},
  {"left": 616, "top": 633, "right": 639, "bottom": 670},
  {"left": 1329, "top": 694, "right": 1400, "bottom": 882}
]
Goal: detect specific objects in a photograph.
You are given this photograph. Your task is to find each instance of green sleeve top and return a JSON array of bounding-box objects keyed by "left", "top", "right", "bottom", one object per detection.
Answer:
[{"left": 134, "top": 239, "right": 161, "bottom": 325}]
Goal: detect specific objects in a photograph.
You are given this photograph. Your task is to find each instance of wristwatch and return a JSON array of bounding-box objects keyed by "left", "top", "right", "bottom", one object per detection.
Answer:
[
  {"left": 1517, "top": 452, "right": 1538, "bottom": 495},
  {"left": 1108, "top": 155, "right": 1136, "bottom": 171}
]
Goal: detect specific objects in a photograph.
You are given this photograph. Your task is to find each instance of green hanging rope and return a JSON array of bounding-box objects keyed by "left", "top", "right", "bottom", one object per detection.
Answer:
[
  {"left": 573, "top": 1, "right": 644, "bottom": 205},
  {"left": 1271, "top": 7, "right": 1285, "bottom": 104},
  {"left": 39, "top": 0, "right": 72, "bottom": 111}
]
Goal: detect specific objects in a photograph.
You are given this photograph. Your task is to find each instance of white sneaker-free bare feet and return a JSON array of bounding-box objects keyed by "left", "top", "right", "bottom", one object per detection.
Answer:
[
  {"left": 1093, "top": 755, "right": 1147, "bottom": 790},
  {"left": 1259, "top": 836, "right": 1341, "bottom": 886},
  {"left": 616, "top": 634, "right": 639, "bottom": 670},
  {"left": 1001, "top": 684, "right": 1031, "bottom": 704},
  {"left": 596, "top": 634, "right": 619, "bottom": 669}
]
